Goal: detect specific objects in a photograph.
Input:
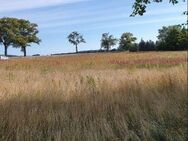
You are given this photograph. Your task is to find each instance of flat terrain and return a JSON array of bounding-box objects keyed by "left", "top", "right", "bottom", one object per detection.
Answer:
[{"left": 0, "top": 51, "right": 187, "bottom": 141}]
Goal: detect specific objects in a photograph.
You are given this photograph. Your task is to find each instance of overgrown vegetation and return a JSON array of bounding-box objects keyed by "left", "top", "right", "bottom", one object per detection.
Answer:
[{"left": 0, "top": 51, "right": 187, "bottom": 141}]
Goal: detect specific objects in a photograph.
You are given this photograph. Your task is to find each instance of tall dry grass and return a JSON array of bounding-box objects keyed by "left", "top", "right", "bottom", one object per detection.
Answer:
[{"left": 0, "top": 52, "right": 187, "bottom": 141}]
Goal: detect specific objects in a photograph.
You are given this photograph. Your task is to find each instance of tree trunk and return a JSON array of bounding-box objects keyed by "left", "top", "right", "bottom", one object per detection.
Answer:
[
  {"left": 107, "top": 45, "right": 109, "bottom": 52},
  {"left": 4, "top": 44, "right": 8, "bottom": 56},
  {"left": 76, "top": 44, "right": 78, "bottom": 53},
  {"left": 22, "top": 47, "right": 27, "bottom": 57}
]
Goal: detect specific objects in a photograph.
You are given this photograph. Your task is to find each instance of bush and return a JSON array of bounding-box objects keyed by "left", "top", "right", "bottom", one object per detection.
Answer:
[{"left": 129, "top": 43, "right": 138, "bottom": 52}]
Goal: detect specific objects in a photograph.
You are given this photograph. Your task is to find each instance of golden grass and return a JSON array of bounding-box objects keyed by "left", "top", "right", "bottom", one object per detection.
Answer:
[{"left": 0, "top": 51, "right": 187, "bottom": 141}]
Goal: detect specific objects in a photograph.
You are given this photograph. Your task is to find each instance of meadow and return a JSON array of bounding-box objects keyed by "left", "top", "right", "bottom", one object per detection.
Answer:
[{"left": 0, "top": 51, "right": 187, "bottom": 141}]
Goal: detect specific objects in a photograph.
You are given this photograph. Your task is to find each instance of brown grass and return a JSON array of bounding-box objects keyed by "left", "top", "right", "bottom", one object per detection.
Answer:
[{"left": 0, "top": 51, "right": 187, "bottom": 141}]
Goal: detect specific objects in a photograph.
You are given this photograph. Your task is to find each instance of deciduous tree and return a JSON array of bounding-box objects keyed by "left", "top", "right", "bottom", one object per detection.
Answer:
[
  {"left": 67, "top": 31, "right": 85, "bottom": 53},
  {"left": 119, "top": 32, "right": 137, "bottom": 51},
  {"left": 156, "top": 25, "right": 188, "bottom": 50},
  {"left": 13, "top": 19, "right": 41, "bottom": 57},
  {"left": 100, "top": 33, "right": 118, "bottom": 51},
  {"left": 0, "top": 17, "right": 18, "bottom": 56}
]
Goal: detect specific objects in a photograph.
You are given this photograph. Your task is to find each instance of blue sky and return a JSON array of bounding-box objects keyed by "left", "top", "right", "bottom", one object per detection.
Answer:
[{"left": 0, "top": 0, "right": 186, "bottom": 55}]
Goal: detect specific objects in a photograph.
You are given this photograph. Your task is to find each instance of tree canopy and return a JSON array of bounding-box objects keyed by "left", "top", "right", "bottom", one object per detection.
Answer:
[
  {"left": 131, "top": 0, "right": 182, "bottom": 16},
  {"left": 156, "top": 25, "right": 188, "bottom": 50},
  {"left": 100, "top": 33, "right": 118, "bottom": 51},
  {"left": 67, "top": 31, "right": 85, "bottom": 53},
  {"left": 0, "top": 17, "right": 40, "bottom": 56},
  {"left": 0, "top": 17, "right": 19, "bottom": 56},
  {"left": 138, "top": 39, "right": 156, "bottom": 51},
  {"left": 13, "top": 19, "right": 41, "bottom": 56},
  {"left": 118, "top": 32, "right": 137, "bottom": 51}
]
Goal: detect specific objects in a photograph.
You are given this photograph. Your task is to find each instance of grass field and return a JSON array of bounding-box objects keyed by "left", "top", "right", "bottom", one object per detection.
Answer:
[{"left": 0, "top": 51, "right": 187, "bottom": 141}]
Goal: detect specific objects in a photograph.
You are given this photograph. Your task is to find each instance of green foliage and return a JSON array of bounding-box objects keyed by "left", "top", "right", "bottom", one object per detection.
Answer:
[
  {"left": 118, "top": 32, "right": 137, "bottom": 51},
  {"left": 100, "top": 33, "right": 118, "bottom": 51},
  {"left": 131, "top": 0, "right": 187, "bottom": 25},
  {"left": 129, "top": 43, "right": 138, "bottom": 52},
  {"left": 139, "top": 39, "right": 156, "bottom": 51},
  {"left": 0, "top": 17, "right": 19, "bottom": 56},
  {"left": 131, "top": 0, "right": 179, "bottom": 16},
  {"left": 156, "top": 25, "right": 188, "bottom": 51},
  {"left": 0, "top": 17, "right": 40, "bottom": 56},
  {"left": 13, "top": 19, "right": 41, "bottom": 56},
  {"left": 67, "top": 31, "right": 86, "bottom": 53}
]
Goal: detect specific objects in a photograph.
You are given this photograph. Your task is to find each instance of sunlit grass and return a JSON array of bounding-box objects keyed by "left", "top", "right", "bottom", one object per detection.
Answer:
[{"left": 0, "top": 51, "right": 187, "bottom": 141}]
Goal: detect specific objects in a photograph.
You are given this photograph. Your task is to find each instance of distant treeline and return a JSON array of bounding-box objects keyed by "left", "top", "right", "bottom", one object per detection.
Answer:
[
  {"left": 0, "top": 17, "right": 187, "bottom": 57},
  {"left": 67, "top": 25, "right": 188, "bottom": 54},
  {"left": 101, "top": 25, "right": 188, "bottom": 52}
]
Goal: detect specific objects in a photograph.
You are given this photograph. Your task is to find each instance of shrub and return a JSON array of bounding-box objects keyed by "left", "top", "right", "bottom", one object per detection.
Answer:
[{"left": 129, "top": 43, "right": 138, "bottom": 52}]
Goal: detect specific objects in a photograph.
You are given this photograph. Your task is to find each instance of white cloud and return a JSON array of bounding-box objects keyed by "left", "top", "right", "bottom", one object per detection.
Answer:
[
  {"left": 40, "top": 16, "right": 185, "bottom": 30},
  {"left": 0, "top": 0, "right": 89, "bottom": 12},
  {"left": 0, "top": 0, "right": 185, "bottom": 31}
]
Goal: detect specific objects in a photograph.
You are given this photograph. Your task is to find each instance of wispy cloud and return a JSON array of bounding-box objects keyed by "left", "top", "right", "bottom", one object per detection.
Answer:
[
  {"left": 38, "top": 7, "right": 185, "bottom": 29},
  {"left": 89, "top": 17, "right": 185, "bottom": 30},
  {"left": 41, "top": 16, "right": 185, "bottom": 33},
  {"left": 2, "top": 2, "right": 184, "bottom": 30},
  {"left": 0, "top": 0, "right": 89, "bottom": 12}
]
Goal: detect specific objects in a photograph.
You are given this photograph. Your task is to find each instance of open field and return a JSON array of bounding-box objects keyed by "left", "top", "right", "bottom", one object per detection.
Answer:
[{"left": 0, "top": 51, "right": 187, "bottom": 141}]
